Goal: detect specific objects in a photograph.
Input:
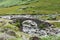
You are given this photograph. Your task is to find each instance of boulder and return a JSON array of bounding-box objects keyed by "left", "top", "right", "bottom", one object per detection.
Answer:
[
  {"left": 6, "top": 30, "right": 16, "bottom": 36},
  {"left": 0, "top": 33, "right": 16, "bottom": 40},
  {"left": 30, "top": 36, "right": 40, "bottom": 40}
]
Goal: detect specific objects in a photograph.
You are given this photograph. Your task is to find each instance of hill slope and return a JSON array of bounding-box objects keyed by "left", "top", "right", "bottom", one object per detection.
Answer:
[{"left": 0, "top": 0, "right": 60, "bottom": 15}]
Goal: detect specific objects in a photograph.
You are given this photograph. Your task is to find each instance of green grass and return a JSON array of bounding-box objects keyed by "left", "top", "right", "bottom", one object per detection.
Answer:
[
  {"left": 51, "top": 22, "right": 60, "bottom": 28},
  {"left": 40, "top": 35, "right": 60, "bottom": 40},
  {"left": 0, "top": 0, "right": 37, "bottom": 7},
  {"left": 0, "top": 0, "right": 60, "bottom": 15}
]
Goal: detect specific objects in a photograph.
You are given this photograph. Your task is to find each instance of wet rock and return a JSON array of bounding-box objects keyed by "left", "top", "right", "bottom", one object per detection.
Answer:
[
  {"left": 39, "top": 30, "right": 47, "bottom": 36},
  {"left": 0, "top": 33, "right": 16, "bottom": 40},
  {"left": 6, "top": 30, "right": 16, "bottom": 36},
  {"left": 52, "top": 28, "right": 60, "bottom": 34},
  {"left": 48, "top": 32, "right": 56, "bottom": 36},
  {"left": 0, "top": 37, "right": 4, "bottom": 40},
  {"left": 45, "top": 27, "right": 60, "bottom": 35},
  {"left": 0, "top": 28, "right": 16, "bottom": 36},
  {"left": 30, "top": 36, "right": 40, "bottom": 40}
]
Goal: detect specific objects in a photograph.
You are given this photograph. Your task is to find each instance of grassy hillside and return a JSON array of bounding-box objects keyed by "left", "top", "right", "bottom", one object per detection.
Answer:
[
  {"left": 0, "top": 0, "right": 60, "bottom": 15},
  {"left": 0, "top": 0, "right": 37, "bottom": 7}
]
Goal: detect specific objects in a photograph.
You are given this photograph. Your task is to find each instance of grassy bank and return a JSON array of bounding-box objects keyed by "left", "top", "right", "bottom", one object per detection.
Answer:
[{"left": 0, "top": 0, "right": 60, "bottom": 15}]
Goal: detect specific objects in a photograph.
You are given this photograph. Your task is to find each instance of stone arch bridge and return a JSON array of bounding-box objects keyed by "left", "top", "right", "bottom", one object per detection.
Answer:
[{"left": 11, "top": 17, "right": 52, "bottom": 31}]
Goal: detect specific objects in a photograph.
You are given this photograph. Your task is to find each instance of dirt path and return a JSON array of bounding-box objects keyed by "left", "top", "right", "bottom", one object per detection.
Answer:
[{"left": 45, "top": 20, "right": 60, "bottom": 23}]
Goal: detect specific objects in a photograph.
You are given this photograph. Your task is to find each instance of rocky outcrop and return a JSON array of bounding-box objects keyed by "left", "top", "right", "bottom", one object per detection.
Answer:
[
  {"left": 0, "top": 28, "right": 16, "bottom": 36},
  {"left": 0, "top": 33, "right": 16, "bottom": 40}
]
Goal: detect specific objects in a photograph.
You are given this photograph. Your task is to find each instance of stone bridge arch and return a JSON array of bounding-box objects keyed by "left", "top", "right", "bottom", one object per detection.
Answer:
[{"left": 11, "top": 17, "right": 52, "bottom": 32}]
